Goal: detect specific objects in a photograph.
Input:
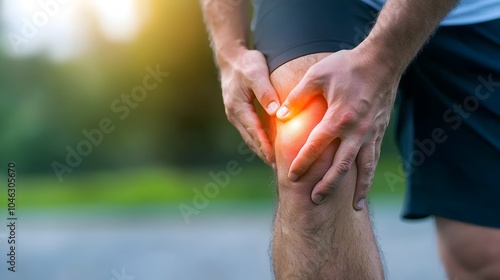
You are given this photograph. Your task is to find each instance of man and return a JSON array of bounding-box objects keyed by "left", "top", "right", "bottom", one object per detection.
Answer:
[{"left": 201, "top": 0, "right": 500, "bottom": 278}]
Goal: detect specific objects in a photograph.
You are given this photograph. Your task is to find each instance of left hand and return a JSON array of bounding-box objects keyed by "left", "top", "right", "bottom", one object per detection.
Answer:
[{"left": 275, "top": 48, "right": 401, "bottom": 209}]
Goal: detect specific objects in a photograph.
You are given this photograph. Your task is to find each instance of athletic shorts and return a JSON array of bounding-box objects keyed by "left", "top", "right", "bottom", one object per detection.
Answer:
[{"left": 252, "top": 0, "right": 500, "bottom": 228}]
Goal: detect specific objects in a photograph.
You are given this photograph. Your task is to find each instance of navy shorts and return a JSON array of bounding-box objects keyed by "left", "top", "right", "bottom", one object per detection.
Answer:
[{"left": 252, "top": 0, "right": 500, "bottom": 228}]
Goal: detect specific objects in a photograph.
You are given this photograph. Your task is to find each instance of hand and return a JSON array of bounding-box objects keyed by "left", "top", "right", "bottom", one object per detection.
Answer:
[
  {"left": 276, "top": 48, "right": 400, "bottom": 209},
  {"left": 219, "top": 47, "right": 280, "bottom": 165}
]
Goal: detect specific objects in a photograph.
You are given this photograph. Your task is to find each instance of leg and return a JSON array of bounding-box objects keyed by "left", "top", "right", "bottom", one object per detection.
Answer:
[
  {"left": 268, "top": 53, "right": 384, "bottom": 279},
  {"left": 435, "top": 217, "right": 500, "bottom": 280},
  {"left": 395, "top": 18, "right": 500, "bottom": 279}
]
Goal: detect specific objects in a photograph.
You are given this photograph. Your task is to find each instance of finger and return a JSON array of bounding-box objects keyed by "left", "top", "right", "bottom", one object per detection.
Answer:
[
  {"left": 257, "top": 126, "right": 275, "bottom": 164},
  {"left": 234, "top": 104, "right": 274, "bottom": 164},
  {"left": 353, "top": 142, "right": 376, "bottom": 210},
  {"left": 251, "top": 73, "right": 281, "bottom": 116},
  {"left": 235, "top": 125, "right": 266, "bottom": 163},
  {"left": 311, "top": 140, "right": 361, "bottom": 204},
  {"left": 276, "top": 71, "right": 320, "bottom": 120},
  {"left": 288, "top": 109, "right": 339, "bottom": 181}
]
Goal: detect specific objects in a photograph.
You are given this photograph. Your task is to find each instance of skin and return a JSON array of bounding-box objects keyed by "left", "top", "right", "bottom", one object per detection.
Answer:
[
  {"left": 277, "top": 0, "right": 461, "bottom": 208},
  {"left": 201, "top": 0, "right": 277, "bottom": 165},
  {"left": 436, "top": 217, "right": 500, "bottom": 279},
  {"left": 201, "top": 0, "right": 500, "bottom": 279},
  {"left": 270, "top": 53, "right": 384, "bottom": 279}
]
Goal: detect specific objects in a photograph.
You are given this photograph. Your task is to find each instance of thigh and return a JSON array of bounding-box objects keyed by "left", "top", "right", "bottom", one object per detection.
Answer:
[{"left": 253, "top": 0, "right": 376, "bottom": 72}]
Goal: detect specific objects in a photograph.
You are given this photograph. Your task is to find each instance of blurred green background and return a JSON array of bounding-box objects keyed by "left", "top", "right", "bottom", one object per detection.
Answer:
[
  {"left": 0, "top": 1, "right": 447, "bottom": 280},
  {"left": 0, "top": 0, "right": 405, "bottom": 210}
]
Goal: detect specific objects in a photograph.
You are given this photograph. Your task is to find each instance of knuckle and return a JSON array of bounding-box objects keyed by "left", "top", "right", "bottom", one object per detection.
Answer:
[
  {"left": 377, "top": 121, "right": 388, "bottom": 132},
  {"left": 321, "top": 124, "right": 336, "bottom": 138},
  {"left": 246, "top": 128, "right": 262, "bottom": 148},
  {"left": 305, "top": 66, "right": 322, "bottom": 81},
  {"left": 256, "top": 88, "right": 273, "bottom": 102},
  {"left": 224, "top": 108, "right": 236, "bottom": 123},
  {"left": 325, "top": 183, "right": 339, "bottom": 192},
  {"left": 307, "top": 140, "right": 324, "bottom": 157},
  {"left": 244, "top": 125, "right": 255, "bottom": 136},
  {"left": 359, "top": 182, "right": 370, "bottom": 190},
  {"left": 243, "top": 138, "right": 252, "bottom": 148},
  {"left": 224, "top": 110, "right": 233, "bottom": 122},
  {"left": 336, "top": 160, "right": 352, "bottom": 176},
  {"left": 358, "top": 121, "right": 371, "bottom": 135},
  {"left": 357, "top": 98, "right": 371, "bottom": 116},
  {"left": 339, "top": 112, "right": 357, "bottom": 128},
  {"left": 336, "top": 154, "right": 356, "bottom": 176},
  {"left": 244, "top": 138, "right": 258, "bottom": 154},
  {"left": 362, "top": 162, "right": 376, "bottom": 176},
  {"left": 357, "top": 184, "right": 370, "bottom": 196},
  {"left": 244, "top": 65, "right": 257, "bottom": 77},
  {"left": 245, "top": 62, "right": 264, "bottom": 78},
  {"left": 223, "top": 97, "right": 236, "bottom": 111}
]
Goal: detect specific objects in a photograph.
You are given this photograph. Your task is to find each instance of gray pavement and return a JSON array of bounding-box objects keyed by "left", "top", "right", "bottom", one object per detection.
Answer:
[{"left": 0, "top": 200, "right": 446, "bottom": 280}]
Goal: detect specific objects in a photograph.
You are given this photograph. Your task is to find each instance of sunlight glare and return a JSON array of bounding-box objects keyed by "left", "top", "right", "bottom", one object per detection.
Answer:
[
  {"left": 89, "top": 0, "right": 140, "bottom": 42},
  {"left": 1, "top": 0, "right": 145, "bottom": 60}
]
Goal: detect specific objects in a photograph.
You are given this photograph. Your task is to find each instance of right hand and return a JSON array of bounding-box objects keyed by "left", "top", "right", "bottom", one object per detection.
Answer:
[{"left": 219, "top": 48, "right": 280, "bottom": 165}]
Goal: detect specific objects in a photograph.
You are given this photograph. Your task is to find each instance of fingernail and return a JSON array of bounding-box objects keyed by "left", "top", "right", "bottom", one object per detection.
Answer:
[
  {"left": 357, "top": 199, "right": 366, "bottom": 209},
  {"left": 313, "top": 194, "right": 324, "bottom": 204},
  {"left": 289, "top": 172, "right": 298, "bottom": 181},
  {"left": 276, "top": 106, "right": 289, "bottom": 119},
  {"left": 272, "top": 163, "right": 276, "bottom": 171},
  {"left": 267, "top": 102, "right": 279, "bottom": 114}
]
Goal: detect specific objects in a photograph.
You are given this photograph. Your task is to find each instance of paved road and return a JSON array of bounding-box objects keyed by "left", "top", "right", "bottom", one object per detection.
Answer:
[{"left": 0, "top": 200, "right": 445, "bottom": 280}]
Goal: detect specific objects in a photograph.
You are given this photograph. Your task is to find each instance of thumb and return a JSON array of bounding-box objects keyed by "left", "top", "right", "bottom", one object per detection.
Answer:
[
  {"left": 252, "top": 75, "right": 281, "bottom": 116},
  {"left": 276, "top": 74, "right": 318, "bottom": 120}
]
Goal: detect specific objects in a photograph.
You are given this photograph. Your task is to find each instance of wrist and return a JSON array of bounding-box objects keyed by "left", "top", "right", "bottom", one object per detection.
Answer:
[
  {"left": 350, "top": 41, "right": 402, "bottom": 102},
  {"left": 215, "top": 41, "right": 248, "bottom": 72},
  {"left": 355, "top": 37, "right": 408, "bottom": 78}
]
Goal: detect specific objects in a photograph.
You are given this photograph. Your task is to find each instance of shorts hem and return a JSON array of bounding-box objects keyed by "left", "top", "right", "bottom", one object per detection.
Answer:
[
  {"left": 402, "top": 192, "right": 500, "bottom": 229},
  {"left": 267, "top": 40, "right": 353, "bottom": 72}
]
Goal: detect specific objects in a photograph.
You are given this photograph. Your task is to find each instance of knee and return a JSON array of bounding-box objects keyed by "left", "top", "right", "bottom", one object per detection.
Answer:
[
  {"left": 268, "top": 53, "right": 356, "bottom": 218},
  {"left": 447, "top": 243, "right": 500, "bottom": 279},
  {"left": 481, "top": 263, "right": 500, "bottom": 280},
  {"left": 437, "top": 218, "right": 500, "bottom": 279},
  {"left": 456, "top": 244, "right": 500, "bottom": 279},
  {"left": 273, "top": 97, "right": 333, "bottom": 204},
  {"left": 274, "top": 96, "right": 328, "bottom": 167}
]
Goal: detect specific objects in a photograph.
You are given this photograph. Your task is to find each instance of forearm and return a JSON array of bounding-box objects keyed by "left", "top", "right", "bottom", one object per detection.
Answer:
[
  {"left": 360, "top": 0, "right": 458, "bottom": 74},
  {"left": 201, "top": 0, "right": 279, "bottom": 165},
  {"left": 200, "top": 0, "right": 250, "bottom": 70}
]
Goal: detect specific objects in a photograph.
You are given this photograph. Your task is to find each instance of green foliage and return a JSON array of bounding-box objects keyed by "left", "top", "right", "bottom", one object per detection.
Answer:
[
  {"left": 0, "top": 156, "right": 404, "bottom": 209},
  {"left": 0, "top": 0, "right": 401, "bottom": 181}
]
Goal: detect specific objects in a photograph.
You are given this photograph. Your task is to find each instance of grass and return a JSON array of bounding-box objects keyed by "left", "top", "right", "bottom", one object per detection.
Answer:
[{"left": 1, "top": 156, "right": 405, "bottom": 209}]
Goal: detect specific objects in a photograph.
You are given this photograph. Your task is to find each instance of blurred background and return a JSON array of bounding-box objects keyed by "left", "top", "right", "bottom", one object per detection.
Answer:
[{"left": 0, "top": 0, "right": 445, "bottom": 279}]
